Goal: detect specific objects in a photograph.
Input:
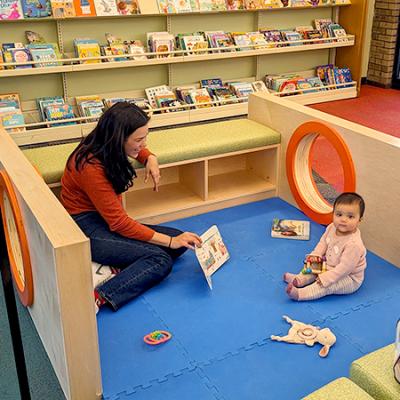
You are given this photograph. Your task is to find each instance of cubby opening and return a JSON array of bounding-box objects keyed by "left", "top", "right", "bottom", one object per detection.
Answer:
[
  {"left": 124, "top": 161, "right": 206, "bottom": 220},
  {"left": 207, "top": 146, "right": 278, "bottom": 201}
]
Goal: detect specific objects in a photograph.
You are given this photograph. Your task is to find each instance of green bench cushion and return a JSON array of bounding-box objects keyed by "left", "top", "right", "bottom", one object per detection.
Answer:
[
  {"left": 22, "top": 119, "right": 280, "bottom": 185},
  {"left": 302, "top": 377, "right": 374, "bottom": 400},
  {"left": 350, "top": 344, "right": 400, "bottom": 400}
]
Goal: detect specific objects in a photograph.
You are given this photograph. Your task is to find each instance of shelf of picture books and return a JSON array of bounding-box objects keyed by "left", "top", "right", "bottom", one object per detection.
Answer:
[
  {"left": 1, "top": 63, "right": 355, "bottom": 143},
  {"left": 124, "top": 145, "right": 278, "bottom": 223},
  {"left": 0, "top": 0, "right": 351, "bottom": 21},
  {"left": 153, "top": 0, "right": 351, "bottom": 15},
  {"left": 0, "top": 21, "right": 354, "bottom": 77},
  {"left": 266, "top": 64, "right": 357, "bottom": 104}
]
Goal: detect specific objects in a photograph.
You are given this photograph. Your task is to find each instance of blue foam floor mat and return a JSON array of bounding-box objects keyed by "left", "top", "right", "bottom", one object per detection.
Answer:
[{"left": 97, "top": 198, "right": 400, "bottom": 400}]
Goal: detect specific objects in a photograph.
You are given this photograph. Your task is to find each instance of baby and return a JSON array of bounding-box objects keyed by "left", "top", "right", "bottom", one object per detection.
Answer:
[{"left": 284, "top": 192, "right": 367, "bottom": 301}]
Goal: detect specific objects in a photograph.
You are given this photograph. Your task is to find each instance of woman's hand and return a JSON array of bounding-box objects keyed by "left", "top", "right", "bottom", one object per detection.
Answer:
[
  {"left": 170, "top": 232, "right": 202, "bottom": 250},
  {"left": 144, "top": 155, "right": 160, "bottom": 192}
]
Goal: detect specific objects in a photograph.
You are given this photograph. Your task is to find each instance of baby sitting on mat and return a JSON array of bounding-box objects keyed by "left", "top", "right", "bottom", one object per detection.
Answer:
[{"left": 284, "top": 192, "right": 367, "bottom": 301}]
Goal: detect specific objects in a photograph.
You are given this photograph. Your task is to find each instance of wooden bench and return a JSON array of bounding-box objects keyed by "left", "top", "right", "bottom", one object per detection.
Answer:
[{"left": 22, "top": 119, "right": 281, "bottom": 223}]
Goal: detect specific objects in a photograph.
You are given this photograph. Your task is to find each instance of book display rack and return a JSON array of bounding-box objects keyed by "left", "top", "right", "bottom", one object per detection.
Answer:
[{"left": 0, "top": 0, "right": 366, "bottom": 145}]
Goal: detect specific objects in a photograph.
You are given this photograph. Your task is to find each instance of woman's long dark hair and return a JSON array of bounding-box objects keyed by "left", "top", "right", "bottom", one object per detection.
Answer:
[{"left": 67, "top": 102, "right": 150, "bottom": 194}]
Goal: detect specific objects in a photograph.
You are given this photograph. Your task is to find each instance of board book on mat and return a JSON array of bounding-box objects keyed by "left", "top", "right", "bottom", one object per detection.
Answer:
[
  {"left": 271, "top": 218, "right": 310, "bottom": 240},
  {"left": 195, "top": 225, "right": 229, "bottom": 289}
]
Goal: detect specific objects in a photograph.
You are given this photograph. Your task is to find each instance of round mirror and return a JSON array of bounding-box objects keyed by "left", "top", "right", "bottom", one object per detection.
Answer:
[{"left": 310, "top": 135, "right": 344, "bottom": 206}]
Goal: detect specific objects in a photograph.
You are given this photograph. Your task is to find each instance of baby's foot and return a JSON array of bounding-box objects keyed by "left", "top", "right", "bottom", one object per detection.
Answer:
[
  {"left": 283, "top": 272, "right": 296, "bottom": 284},
  {"left": 286, "top": 283, "right": 299, "bottom": 301}
]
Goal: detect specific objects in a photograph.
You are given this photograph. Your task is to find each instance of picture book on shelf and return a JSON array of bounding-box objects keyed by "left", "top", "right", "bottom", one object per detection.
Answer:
[
  {"left": 50, "top": 0, "right": 75, "bottom": 17},
  {"left": 226, "top": 0, "right": 244, "bottom": 10},
  {"left": 262, "top": 29, "right": 284, "bottom": 47},
  {"left": 174, "top": 0, "right": 191, "bottom": 12},
  {"left": 271, "top": 219, "right": 310, "bottom": 240},
  {"left": 188, "top": 88, "right": 213, "bottom": 108},
  {"left": 0, "top": 0, "right": 23, "bottom": 19},
  {"left": 210, "top": 0, "right": 226, "bottom": 10},
  {"left": 232, "top": 33, "right": 252, "bottom": 51},
  {"left": 182, "top": 35, "right": 208, "bottom": 55},
  {"left": 73, "top": 0, "right": 95, "bottom": 16},
  {"left": 198, "top": 0, "right": 213, "bottom": 10},
  {"left": 116, "top": 0, "right": 139, "bottom": 14},
  {"left": 195, "top": 225, "right": 229, "bottom": 289},
  {"left": 10, "top": 48, "right": 33, "bottom": 68},
  {"left": 21, "top": 0, "right": 52, "bottom": 17},
  {"left": 74, "top": 39, "right": 101, "bottom": 63},
  {"left": 244, "top": 0, "right": 262, "bottom": 8},
  {"left": 75, "top": 94, "right": 103, "bottom": 118},
  {"left": 0, "top": 93, "right": 21, "bottom": 109},
  {"left": 44, "top": 103, "right": 76, "bottom": 126},
  {"left": 157, "top": 0, "right": 176, "bottom": 13},
  {"left": 252, "top": 80, "right": 268, "bottom": 92},
  {"left": 188, "top": 0, "right": 199, "bottom": 10},
  {"left": 28, "top": 45, "right": 59, "bottom": 67},
  {"left": 126, "top": 41, "right": 147, "bottom": 60},
  {"left": 36, "top": 96, "right": 64, "bottom": 121},
  {"left": 0, "top": 109, "right": 25, "bottom": 132},
  {"left": 93, "top": 0, "right": 118, "bottom": 16},
  {"left": 145, "top": 85, "right": 173, "bottom": 108},
  {"left": 200, "top": 78, "right": 223, "bottom": 88},
  {"left": 0, "top": 92, "right": 25, "bottom": 133}
]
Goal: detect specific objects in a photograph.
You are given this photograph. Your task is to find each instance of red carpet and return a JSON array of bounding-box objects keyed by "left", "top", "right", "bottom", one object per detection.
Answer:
[
  {"left": 308, "top": 85, "right": 400, "bottom": 192},
  {"left": 310, "top": 84, "right": 400, "bottom": 139}
]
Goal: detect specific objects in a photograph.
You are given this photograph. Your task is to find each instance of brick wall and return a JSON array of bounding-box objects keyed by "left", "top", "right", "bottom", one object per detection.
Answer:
[{"left": 367, "top": 0, "right": 400, "bottom": 87}]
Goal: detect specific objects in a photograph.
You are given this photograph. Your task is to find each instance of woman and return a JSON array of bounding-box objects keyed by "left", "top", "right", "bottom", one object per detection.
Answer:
[{"left": 61, "top": 102, "right": 201, "bottom": 312}]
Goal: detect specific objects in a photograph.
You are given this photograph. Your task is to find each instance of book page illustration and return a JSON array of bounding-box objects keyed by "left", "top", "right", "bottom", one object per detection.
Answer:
[{"left": 195, "top": 225, "right": 229, "bottom": 289}]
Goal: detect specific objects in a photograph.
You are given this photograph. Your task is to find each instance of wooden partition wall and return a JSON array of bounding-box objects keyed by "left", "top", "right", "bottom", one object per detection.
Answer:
[
  {"left": 248, "top": 93, "right": 400, "bottom": 268},
  {"left": 0, "top": 128, "right": 102, "bottom": 399}
]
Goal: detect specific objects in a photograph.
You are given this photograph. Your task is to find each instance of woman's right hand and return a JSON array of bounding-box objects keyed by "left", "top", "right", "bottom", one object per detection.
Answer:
[{"left": 170, "top": 232, "right": 202, "bottom": 250}]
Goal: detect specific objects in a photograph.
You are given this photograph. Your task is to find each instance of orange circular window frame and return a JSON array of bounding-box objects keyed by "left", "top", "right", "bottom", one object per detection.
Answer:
[
  {"left": 0, "top": 170, "right": 33, "bottom": 306},
  {"left": 286, "top": 121, "right": 356, "bottom": 225}
]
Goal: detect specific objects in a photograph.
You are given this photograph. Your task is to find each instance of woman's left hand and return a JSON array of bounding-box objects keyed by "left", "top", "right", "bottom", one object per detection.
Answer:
[{"left": 145, "top": 155, "right": 160, "bottom": 191}]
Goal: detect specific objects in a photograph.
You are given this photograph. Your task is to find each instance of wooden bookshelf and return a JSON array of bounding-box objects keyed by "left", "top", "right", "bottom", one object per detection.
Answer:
[
  {"left": 0, "top": 36, "right": 355, "bottom": 78},
  {"left": 0, "top": 1, "right": 365, "bottom": 147}
]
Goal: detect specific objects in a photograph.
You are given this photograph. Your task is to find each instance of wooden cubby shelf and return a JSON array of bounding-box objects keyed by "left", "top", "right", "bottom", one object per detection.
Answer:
[{"left": 126, "top": 146, "right": 279, "bottom": 224}]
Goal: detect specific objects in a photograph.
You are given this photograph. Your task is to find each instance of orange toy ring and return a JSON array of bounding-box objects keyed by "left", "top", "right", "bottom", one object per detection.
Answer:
[
  {"left": 144, "top": 330, "right": 172, "bottom": 345},
  {"left": 0, "top": 170, "right": 34, "bottom": 306},
  {"left": 286, "top": 121, "right": 356, "bottom": 225}
]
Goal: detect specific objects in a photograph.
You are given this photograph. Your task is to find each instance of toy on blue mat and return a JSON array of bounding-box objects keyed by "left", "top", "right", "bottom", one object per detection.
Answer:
[
  {"left": 143, "top": 330, "right": 172, "bottom": 345},
  {"left": 301, "top": 255, "right": 327, "bottom": 275},
  {"left": 271, "top": 315, "right": 336, "bottom": 357}
]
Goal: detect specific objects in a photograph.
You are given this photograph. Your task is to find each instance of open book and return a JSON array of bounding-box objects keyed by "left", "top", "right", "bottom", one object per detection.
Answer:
[{"left": 195, "top": 225, "right": 229, "bottom": 289}]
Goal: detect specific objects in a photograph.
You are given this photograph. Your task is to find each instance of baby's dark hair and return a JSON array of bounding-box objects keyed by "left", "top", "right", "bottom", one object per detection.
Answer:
[{"left": 333, "top": 192, "right": 365, "bottom": 218}]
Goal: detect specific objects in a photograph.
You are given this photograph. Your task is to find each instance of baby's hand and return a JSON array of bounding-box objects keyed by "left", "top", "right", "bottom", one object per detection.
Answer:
[{"left": 306, "top": 255, "right": 322, "bottom": 263}]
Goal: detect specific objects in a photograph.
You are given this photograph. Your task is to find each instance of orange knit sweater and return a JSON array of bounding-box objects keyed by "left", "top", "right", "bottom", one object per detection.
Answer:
[{"left": 60, "top": 149, "right": 155, "bottom": 241}]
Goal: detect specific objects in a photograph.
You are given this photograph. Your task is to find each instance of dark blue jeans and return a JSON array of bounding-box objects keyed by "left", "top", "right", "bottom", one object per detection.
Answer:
[{"left": 72, "top": 211, "right": 187, "bottom": 310}]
